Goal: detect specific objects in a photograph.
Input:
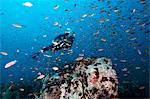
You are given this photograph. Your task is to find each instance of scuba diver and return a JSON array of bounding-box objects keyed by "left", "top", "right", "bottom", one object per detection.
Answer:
[{"left": 31, "top": 32, "right": 75, "bottom": 59}]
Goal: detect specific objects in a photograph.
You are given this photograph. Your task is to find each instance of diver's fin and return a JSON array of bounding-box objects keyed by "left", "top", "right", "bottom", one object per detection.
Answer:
[{"left": 31, "top": 52, "right": 40, "bottom": 59}]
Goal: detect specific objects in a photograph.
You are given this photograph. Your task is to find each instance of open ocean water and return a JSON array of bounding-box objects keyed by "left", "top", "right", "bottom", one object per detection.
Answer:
[{"left": 0, "top": 0, "right": 149, "bottom": 98}]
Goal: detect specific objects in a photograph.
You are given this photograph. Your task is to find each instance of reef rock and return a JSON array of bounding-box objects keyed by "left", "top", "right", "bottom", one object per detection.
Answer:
[{"left": 39, "top": 57, "right": 118, "bottom": 99}]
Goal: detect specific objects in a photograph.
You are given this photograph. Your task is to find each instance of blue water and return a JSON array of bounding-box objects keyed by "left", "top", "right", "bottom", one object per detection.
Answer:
[{"left": 0, "top": 0, "right": 149, "bottom": 97}]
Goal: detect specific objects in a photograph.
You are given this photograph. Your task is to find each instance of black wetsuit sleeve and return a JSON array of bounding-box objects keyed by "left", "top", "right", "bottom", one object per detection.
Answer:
[
  {"left": 54, "top": 33, "right": 69, "bottom": 41},
  {"left": 54, "top": 34, "right": 64, "bottom": 41},
  {"left": 68, "top": 36, "right": 75, "bottom": 43}
]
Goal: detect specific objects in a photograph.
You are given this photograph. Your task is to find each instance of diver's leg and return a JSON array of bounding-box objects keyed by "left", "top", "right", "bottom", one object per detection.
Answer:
[
  {"left": 49, "top": 44, "right": 57, "bottom": 52},
  {"left": 32, "top": 45, "right": 51, "bottom": 59},
  {"left": 41, "top": 46, "right": 51, "bottom": 53}
]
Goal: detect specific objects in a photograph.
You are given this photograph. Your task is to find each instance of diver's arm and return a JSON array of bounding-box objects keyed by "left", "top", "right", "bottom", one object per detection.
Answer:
[{"left": 54, "top": 34, "right": 64, "bottom": 41}]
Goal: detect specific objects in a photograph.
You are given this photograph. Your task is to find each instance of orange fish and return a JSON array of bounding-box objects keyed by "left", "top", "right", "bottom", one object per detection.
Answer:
[{"left": 5, "top": 60, "right": 17, "bottom": 68}]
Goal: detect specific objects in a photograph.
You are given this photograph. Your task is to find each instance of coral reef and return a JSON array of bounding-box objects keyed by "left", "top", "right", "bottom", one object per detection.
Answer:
[{"left": 39, "top": 57, "right": 118, "bottom": 99}]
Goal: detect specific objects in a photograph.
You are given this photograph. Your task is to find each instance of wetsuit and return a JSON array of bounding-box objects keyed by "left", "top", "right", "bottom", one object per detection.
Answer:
[{"left": 32, "top": 33, "right": 75, "bottom": 59}]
